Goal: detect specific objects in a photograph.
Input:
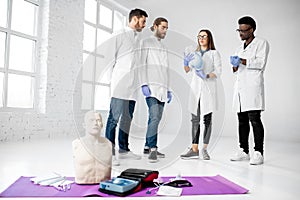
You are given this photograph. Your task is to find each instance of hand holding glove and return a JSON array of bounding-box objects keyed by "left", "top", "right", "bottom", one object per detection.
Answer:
[
  {"left": 167, "top": 91, "right": 172, "bottom": 103},
  {"left": 230, "top": 55, "right": 240, "bottom": 67},
  {"left": 142, "top": 85, "right": 151, "bottom": 97},
  {"left": 184, "top": 53, "right": 195, "bottom": 66},
  {"left": 195, "top": 70, "right": 206, "bottom": 79}
]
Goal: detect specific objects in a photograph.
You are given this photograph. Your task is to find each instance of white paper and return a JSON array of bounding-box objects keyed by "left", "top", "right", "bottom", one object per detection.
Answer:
[
  {"left": 30, "top": 174, "right": 62, "bottom": 185},
  {"left": 156, "top": 186, "right": 182, "bottom": 197}
]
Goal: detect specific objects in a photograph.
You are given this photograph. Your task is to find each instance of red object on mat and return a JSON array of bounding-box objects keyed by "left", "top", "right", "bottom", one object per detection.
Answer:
[{"left": 0, "top": 175, "right": 248, "bottom": 197}]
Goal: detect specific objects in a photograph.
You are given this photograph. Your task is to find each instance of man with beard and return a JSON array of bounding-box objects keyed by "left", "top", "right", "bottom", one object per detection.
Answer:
[
  {"left": 139, "top": 17, "right": 172, "bottom": 163},
  {"left": 230, "top": 16, "right": 269, "bottom": 165},
  {"left": 105, "top": 8, "right": 148, "bottom": 166}
]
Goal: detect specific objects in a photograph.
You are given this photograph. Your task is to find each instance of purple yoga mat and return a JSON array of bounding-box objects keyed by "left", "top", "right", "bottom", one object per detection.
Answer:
[{"left": 0, "top": 175, "right": 248, "bottom": 197}]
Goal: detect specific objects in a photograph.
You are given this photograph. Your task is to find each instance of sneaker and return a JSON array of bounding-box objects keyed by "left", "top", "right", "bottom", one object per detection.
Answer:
[
  {"left": 180, "top": 148, "right": 199, "bottom": 159},
  {"left": 230, "top": 149, "right": 250, "bottom": 161},
  {"left": 250, "top": 151, "right": 264, "bottom": 165},
  {"left": 156, "top": 151, "right": 165, "bottom": 158},
  {"left": 143, "top": 147, "right": 150, "bottom": 154},
  {"left": 202, "top": 149, "right": 210, "bottom": 160},
  {"left": 118, "top": 151, "right": 141, "bottom": 160},
  {"left": 148, "top": 149, "right": 158, "bottom": 163},
  {"left": 144, "top": 147, "right": 165, "bottom": 158},
  {"left": 112, "top": 156, "right": 120, "bottom": 166}
]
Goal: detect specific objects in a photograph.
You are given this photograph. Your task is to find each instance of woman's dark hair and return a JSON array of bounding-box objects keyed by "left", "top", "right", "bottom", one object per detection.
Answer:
[{"left": 196, "top": 29, "right": 216, "bottom": 51}]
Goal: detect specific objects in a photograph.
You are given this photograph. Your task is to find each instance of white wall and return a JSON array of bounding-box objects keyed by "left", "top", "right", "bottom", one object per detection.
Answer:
[
  {"left": 0, "top": 0, "right": 84, "bottom": 141},
  {"left": 118, "top": 0, "right": 300, "bottom": 142},
  {"left": 1, "top": 0, "right": 299, "bottom": 143}
]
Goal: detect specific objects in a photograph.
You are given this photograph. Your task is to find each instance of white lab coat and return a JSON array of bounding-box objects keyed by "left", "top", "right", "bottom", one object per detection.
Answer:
[
  {"left": 107, "top": 27, "right": 141, "bottom": 101},
  {"left": 139, "top": 36, "right": 170, "bottom": 102},
  {"left": 232, "top": 37, "right": 269, "bottom": 113},
  {"left": 188, "top": 50, "right": 222, "bottom": 116}
]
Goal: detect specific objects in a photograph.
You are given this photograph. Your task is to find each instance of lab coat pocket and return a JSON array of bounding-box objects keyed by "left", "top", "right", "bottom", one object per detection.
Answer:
[{"left": 247, "top": 70, "right": 262, "bottom": 86}]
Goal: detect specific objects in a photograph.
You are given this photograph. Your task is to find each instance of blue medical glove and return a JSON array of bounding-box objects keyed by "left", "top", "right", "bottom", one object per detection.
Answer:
[
  {"left": 167, "top": 91, "right": 172, "bottom": 103},
  {"left": 195, "top": 70, "right": 206, "bottom": 79},
  {"left": 184, "top": 53, "right": 194, "bottom": 66},
  {"left": 230, "top": 56, "right": 240, "bottom": 67},
  {"left": 191, "top": 52, "right": 204, "bottom": 71},
  {"left": 142, "top": 85, "right": 151, "bottom": 97}
]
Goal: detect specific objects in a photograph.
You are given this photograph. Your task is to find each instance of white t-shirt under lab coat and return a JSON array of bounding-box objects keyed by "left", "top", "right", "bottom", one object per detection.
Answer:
[{"left": 139, "top": 35, "right": 170, "bottom": 102}]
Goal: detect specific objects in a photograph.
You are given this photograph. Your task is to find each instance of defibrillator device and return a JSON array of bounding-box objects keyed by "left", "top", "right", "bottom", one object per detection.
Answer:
[{"left": 99, "top": 168, "right": 159, "bottom": 196}]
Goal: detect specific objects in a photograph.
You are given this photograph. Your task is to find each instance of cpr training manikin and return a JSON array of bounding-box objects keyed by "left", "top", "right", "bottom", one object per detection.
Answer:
[{"left": 72, "top": 111, "right": 112, "bottom": 184}]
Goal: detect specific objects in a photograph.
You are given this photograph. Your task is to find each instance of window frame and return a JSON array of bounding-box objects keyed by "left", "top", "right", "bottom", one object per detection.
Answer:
[
  {"left": 0, "top": 0, "right": 40, "bottom": 112},
  {"left": 82, "top": 0, "right": 128, "bottom": 112}
]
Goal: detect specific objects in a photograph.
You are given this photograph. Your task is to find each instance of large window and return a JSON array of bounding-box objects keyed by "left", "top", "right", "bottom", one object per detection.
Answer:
[
  {"left": 0, "top": 0, "right": 39, "bottom": 109},
  {"left": 82, "top": 0, "right": 127, "bottom": 111}
]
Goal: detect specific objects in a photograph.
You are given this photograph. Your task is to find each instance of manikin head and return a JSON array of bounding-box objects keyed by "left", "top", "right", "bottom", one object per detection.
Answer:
[
  {"left": 151, "top": 17, "right": 169, "bottom": 40},
  {"left": 128, "top": 8, "right": 148, "bottom": 32},
  {"left": 83, "top": 111, "right": 103, "bottom": 136},
  {"left": 73, "top": 111, "right": 111, "bottom": 185}
]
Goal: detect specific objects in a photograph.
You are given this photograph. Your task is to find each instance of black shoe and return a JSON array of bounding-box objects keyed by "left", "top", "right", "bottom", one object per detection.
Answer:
[{"left": 144, "top": 148, "right": 150, "bottom": 154}]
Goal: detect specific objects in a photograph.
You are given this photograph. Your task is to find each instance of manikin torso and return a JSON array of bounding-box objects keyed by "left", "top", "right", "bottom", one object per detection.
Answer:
[{"left": 72, "top": 112, "right": 112, "bottom": 184}]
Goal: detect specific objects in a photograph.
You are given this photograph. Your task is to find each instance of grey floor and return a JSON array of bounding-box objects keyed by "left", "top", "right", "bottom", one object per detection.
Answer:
[{"left": 0, "top": 136, "right": 299, "bottom": 200}]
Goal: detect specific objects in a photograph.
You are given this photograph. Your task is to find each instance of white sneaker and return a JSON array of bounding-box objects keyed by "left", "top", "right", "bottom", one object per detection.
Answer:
[
  {"left": 250, "top": 151, "right": 264, "bottom": 165},
  {"left": 230, "top": 149, "right": 250, "bottom": 161},
  {"left": 118, "top": 151, "right": 141, "bottom": 160},
  {"left": 112, "top": 156, "right": 120, "bottom": 166}
]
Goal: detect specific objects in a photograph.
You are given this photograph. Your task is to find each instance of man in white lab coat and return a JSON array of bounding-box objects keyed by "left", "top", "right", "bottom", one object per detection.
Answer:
[
  {"left": 105, "top": 9, "right": 148, "bottom": 165},
  {"left": 139, "top": 17, "right": 171, "bottom": 163},
  {"left": 230, "top": 16, "right": 269, "bottom": 165}
]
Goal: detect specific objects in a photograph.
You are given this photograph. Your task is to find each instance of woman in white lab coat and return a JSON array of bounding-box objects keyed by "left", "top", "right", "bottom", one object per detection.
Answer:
[{"left": 180, "top": 29, "right": 222, "bottom": 160}]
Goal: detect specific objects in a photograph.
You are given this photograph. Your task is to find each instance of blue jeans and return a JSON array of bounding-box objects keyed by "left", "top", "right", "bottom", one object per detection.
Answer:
[
  {"left": 145, "top": 97, "right": 165, "bottom": 148},
  {"left": 105, "top": 97, "right": 136, "bottom": 153}
]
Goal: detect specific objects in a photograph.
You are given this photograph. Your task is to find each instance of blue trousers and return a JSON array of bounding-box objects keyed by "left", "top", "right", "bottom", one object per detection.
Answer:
[
  {"left": 105, "top": 97, "right": 136, "bottom": 153},
  {"left": 145, "top": 97, "right": 165, "bottom": 148}
]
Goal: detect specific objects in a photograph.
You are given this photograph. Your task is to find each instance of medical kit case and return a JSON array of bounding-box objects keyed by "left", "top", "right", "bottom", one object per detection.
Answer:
[
  {"left": 99, "top": 178, "right": 139, "bottom": 193},
  {"left": 99, "top": 168, "right": 159, "bottom": 196}
]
